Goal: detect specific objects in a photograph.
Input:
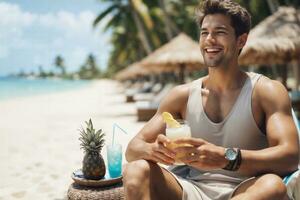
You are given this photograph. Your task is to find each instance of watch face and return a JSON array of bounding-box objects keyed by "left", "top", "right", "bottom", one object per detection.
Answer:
[{"left": 226, "top": 148, "right": 237, "bottom": 161}]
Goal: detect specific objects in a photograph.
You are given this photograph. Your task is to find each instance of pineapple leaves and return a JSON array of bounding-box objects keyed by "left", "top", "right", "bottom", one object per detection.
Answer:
[{"left": 79, "top": 119, "right": 105, "bottom": 153}]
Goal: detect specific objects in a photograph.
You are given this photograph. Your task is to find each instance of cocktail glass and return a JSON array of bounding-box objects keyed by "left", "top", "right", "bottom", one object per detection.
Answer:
[
  {"left": 166, "top": 120, "right": 191, "bottom": 165},
  {"left": 107, "top": 143, "right": 122, "bottom": 178}
]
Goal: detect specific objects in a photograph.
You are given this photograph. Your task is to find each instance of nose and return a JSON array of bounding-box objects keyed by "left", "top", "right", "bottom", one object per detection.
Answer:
[
  {"left": 206, "top": 32, "right": 216, "bottom": 42},
  {"left": 201, "top": 32, "right": 217, "bottom": 47}
]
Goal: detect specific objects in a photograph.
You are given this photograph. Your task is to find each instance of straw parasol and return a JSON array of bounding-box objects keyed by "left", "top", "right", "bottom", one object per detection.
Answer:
[
  {"left": 140, "top": 33, "right": 204, "bottom": 83},
  {"left": 239, "top": 6, "right": 300, "bottom": 65},
  {"left": 239, "top": 37, "right": 300, "bottom": 65},
  {"left": 114, "top": 62, "right": 155, "bottom": 81}
]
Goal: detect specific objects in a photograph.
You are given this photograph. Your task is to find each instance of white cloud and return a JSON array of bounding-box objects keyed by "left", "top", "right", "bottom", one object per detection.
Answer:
[
  {"left": 0, "top": 2, "right": 35, "bottom": 27},
  {"left": 0, "top": 2, "right": 111, "bottom": 74},
  {"left": 0, "top": 2, "right": 35, "bottom": 58}
]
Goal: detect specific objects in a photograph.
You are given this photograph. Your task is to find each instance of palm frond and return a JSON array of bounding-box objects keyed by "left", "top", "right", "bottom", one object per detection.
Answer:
[{"left": 93, "top": 4, "right": 119, "bottom": 27}]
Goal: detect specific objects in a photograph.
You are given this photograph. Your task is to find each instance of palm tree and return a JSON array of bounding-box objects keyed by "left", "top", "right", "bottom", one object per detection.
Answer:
[
  {"left": 78, "top": 53, "right": 102, "bottom": 79},
  {"left": 93, "top": 0, "right": 200, "bottom": 76},
  {"left": 167, "top": 0, "right": 200, "bottom": 39},
  {"left": 157, "top": 0, "right": 179, "bottom": 40},
  {"left": 129, "top": 0, "right": 153, "bottom": 53},
  {"left": 107, "top": 27, "right": 147, "bottom": 74},
  {"left": 94, "top": 0, "right": 154, "bottom": 54},
  {"left": 93, "top": 0, "right": 145, "bottom": 74},
  {"left": 93, "top": 0, "right": 166, "bottom": 74},
  {"left": 87, "top": 54, "right": 99, "bottom": 74},
  {"left": 38, "top": 65, "right": 47, "bottom": 78},
  {"left": 54, "top": 55, "right": 66, "bottom": 75}
]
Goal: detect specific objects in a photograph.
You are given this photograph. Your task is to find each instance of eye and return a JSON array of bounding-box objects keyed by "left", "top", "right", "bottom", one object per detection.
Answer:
[
  {"left": 217, "top": 31, "right": 226, "bottom": 35},
  {"left": 200, "top": 31, "right": 208, "bottom": 36}
]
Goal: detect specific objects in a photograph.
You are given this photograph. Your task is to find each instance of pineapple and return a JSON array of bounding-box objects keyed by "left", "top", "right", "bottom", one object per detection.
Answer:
[{"left": 79, "top": 119, "right": 106, "bottom": 180}]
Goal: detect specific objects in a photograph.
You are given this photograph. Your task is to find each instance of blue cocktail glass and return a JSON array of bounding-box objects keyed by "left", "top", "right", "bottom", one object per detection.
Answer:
[{"left": 107, "top": 144, "right": 122, "bottom": 178}]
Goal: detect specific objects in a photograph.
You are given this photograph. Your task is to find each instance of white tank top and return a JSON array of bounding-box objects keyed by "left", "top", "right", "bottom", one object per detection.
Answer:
[{"left": 184, "top": 72, "right": 268, "bottom": 183}]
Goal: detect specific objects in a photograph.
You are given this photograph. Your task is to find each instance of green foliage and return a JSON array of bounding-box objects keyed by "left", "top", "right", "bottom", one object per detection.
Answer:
[
  {"left": 54, "top": 55, "right": 66, "bottom": 75},
  {"left": 94, "top": 0, "right": 299, "bottom": 78},
  {"left": 94, "top": 0, "right": 151, "bottom": 74},
  {"left": 78, "top": 54, "right": 102, "bottom": 79},
  {"left": 37, "top": 66, "right": 56, "bottom": 78},
  {"left": 249, "top": 0, "right": 270, "bottom": 26},
  {"left": 94, "top": 0, "right": 200, "bottom": 77},
  {"left": 79, "top": 119, "right": 105, "bottom": 153}
]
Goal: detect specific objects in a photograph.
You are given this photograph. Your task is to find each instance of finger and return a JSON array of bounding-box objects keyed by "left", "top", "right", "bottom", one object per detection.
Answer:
[
  {"left": 157, "top": 134, "right": 171, "bottom": 144},
  {"left": 154, "top": 144, "right": 176, "bottom": 158},
  {"left": 173, "top": 138, "right": 206, "bottom": 146},
  {"left": 153, "top": 152, "right": 175, "bottom": 165}
]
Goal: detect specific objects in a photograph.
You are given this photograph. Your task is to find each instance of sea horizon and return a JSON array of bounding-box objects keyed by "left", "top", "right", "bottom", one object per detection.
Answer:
[{"left": 0, "top": 76, "right": 91, "bottom": 101}]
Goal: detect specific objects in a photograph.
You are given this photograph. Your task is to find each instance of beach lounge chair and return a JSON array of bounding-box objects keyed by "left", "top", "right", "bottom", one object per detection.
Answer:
[
  {"left": 125, "top": 81, "right": 153, "bottom": 103},
  {"left": 133, "top": 82, "right": 163, "bottom": 102},
  {"left": 136, "top": 83, "right": 175, "bottom": 121}
]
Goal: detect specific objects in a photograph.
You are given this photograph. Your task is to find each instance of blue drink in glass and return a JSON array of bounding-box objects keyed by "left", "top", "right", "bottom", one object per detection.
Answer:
[{"left": 107, "top": 144, "right": 122, "bottom": 178}]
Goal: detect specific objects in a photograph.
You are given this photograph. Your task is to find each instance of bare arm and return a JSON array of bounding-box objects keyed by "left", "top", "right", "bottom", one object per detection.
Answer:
[
  {"left": 125, "top": 84, "right": 190, "bottom": 164},
  {"left": 238, "top": 78, "right": 299, "bottom": 176}
]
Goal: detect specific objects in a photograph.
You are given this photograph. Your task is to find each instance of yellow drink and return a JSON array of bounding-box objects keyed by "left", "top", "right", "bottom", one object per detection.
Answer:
[{"left": 166, "top": 122, "right": 191, "bottom": 165}]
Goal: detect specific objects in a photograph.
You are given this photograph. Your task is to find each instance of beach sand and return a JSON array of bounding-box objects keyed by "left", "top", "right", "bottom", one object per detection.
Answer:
[{"left": 0, "top": 79, "right": 146, "bottom": 199}]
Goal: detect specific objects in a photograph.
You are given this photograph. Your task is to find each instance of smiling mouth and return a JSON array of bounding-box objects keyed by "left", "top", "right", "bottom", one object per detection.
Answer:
[{"left": 204, "top": 48, "right": 223, "bottom": 55}]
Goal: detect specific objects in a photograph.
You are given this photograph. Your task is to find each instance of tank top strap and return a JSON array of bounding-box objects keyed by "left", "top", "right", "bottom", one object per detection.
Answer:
[
  {"left": 186, "top": 78, "right": 204, "bottom": 120},
  {"left": 248, "top": 72, "right": 262, "bottom": 86}
]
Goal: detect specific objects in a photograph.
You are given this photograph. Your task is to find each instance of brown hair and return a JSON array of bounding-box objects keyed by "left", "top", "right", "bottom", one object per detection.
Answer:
[{"left": 195, "top": 0, "right": 251, "bottom": 37}]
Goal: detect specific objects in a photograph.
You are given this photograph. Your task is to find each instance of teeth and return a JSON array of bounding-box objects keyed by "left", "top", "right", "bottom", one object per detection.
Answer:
[{"left": 206, "top": 48, "right": 221, "bottom": 53}]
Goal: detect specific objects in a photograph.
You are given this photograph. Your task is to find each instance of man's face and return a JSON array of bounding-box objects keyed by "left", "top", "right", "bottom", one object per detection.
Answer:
[{"left": 199, "top": 14, "right": 242, "bottom": 68}]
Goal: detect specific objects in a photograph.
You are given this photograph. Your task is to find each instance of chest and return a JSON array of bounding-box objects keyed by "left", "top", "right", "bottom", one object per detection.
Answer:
[
  {"left": 201, "top": 88, "right": 264, "bottom": 131},
  {"left": 201, "top": 89, "right": 240, "bottom": 123}
]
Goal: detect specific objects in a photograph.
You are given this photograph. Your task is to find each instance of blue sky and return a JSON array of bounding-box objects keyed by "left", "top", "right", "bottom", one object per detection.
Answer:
[{"left": 0, "top": 0, "right": 112, "bottom": 76}]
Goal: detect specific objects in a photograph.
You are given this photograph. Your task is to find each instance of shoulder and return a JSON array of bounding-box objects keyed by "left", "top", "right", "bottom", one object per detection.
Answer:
[
  {"left": 161, "top": 82, "right": 191, "bottom": 104},
  {"left": 254, "top": 75, "right": 291, "bottom": 114},
  {"left": 156, "top": 81, "right": 195, "bottom": 117}
]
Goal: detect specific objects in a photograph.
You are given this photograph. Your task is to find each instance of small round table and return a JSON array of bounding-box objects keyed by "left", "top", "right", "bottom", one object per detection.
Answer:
[{"left": 67, "top": 183, "right": 124, "bottom": 200}]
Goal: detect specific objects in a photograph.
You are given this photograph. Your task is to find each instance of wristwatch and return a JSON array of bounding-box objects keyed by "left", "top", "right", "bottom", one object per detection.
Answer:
[
  {"left": 225, "top": 148, "right": 238, "bottom": 161},
  {"left": 223, "top": 148, "right": 241, "bottom": 171}
]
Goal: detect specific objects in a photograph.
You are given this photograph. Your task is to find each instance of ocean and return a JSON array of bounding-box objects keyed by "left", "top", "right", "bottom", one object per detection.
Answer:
[{"left": 0, "top": 77, "right": 90, "bottom": 101}]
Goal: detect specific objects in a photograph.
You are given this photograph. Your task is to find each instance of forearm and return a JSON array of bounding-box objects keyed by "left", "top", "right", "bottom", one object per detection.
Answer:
[
  {"left": 125, "top": 136, "right": 151, "bottom": 162},
  {"left": 238, "top": 145, "right": 299, "bottom": 177}
]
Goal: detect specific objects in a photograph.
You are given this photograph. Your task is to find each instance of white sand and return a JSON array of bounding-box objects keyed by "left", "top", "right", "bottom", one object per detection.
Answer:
[{"left": 0, "top": 79, "right": 146, "bottom": 199}]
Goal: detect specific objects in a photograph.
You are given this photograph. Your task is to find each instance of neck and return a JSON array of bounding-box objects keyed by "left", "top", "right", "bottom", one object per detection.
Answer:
[{"left": 204, "top": 67, "right": 246, "bottom": 92}]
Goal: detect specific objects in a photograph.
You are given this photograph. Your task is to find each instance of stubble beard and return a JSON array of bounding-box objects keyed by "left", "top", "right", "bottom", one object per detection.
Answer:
[
  {"left": 202, "top": 49, "right": 235, "bottom": 68},
  {"left": 203, "top": 54, "right": 224, "bottom": 68}
]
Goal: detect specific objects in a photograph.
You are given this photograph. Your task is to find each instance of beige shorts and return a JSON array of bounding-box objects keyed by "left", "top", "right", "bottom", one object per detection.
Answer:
[{"left": 162, "top": 166, "right": 254, "bottom": 200}]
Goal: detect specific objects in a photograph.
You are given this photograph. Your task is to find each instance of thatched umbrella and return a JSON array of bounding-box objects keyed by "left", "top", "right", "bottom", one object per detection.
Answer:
[
  {"left": 239, "top": 37, "right": 300, "bottom": 65},
  {"left": 248, "top": 7, "right": 300, "bottom": 40},
  {"left": 239, "top": 6, "right": 300, "bottom": 65},
  {"left": 115, "top": 63, "right": 152, "bottom": 81},
  {"left": 140, "top": 33, "right": 204, "bottom": 83}
]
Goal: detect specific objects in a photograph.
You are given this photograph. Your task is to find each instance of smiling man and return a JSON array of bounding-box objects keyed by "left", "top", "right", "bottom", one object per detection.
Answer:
[{"left": 123, "top": 1, "right": 299, "bottom": 200}]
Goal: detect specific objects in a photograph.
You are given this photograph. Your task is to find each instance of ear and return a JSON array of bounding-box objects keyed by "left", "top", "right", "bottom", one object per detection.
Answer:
[{"left": 237, "top": 33, "right": 248, "bottom": 49}]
